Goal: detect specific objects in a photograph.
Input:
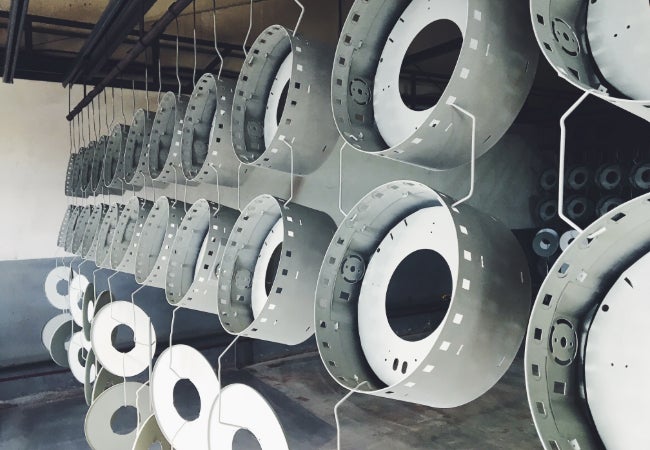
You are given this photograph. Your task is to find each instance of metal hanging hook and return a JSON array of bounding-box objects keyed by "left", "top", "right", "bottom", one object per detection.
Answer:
[
  {"left": 243, "top": 0, "right": 253, "bottom": 57},
  {"left": 450, "top": 103, "right": 476, "bottom": 208},
  {"left": 334, "top": 381, "right": 369, "bottom": 450},
  {"left": 212, "top": 0, "right": 224, "bottom": 80},
  {"left": 292, "top": 0, "right": 304, "bottom": 36}
]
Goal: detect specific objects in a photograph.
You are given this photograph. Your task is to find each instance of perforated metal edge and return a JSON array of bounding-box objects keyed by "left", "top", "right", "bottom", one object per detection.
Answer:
[
  {"left": 90, "top": 135, "right": 109, "bottom": 193},
  {"left": 231, "top": 25, "right": 338, "bottom": 175},
  {"left": 134, "top": 196, "right": 187, "bottom": 288},
  {"left": 103, "top": 124, "right": 131, "bottom": 189},
  {"left": 64, "top": 205, "right": 84, "bottom": 253},
  {"left": 331, "top": 0, "right": 538, "bottom": 169},
  {"left": 82, "top": 289, "right": 113, "bottom": 342},
  {"left": 81, "top": 204, "right": 110, "bottom": 260},
  {"left": 109, "top": 196, "right": 153, "bottom": 274},
  {"left": 80, "top": 143, "right": 96, "bottom": 196},
  {"left": 525, "top": 193, "right": 650, "bottom": 450},
  {"left": 95, "top": 203, "right": 126, "bottom": 269},
  {"left": 124, "top": 109, "right": 155, "bottom": 187},
  {"left": 65, "top": 153, "right": 78, "bottom": 197},
  {"left": 148, "top": 92, "right": 190, "bottom": 183},
  {"left": 218, "top": 195, "right": 336, "bottom": 345},
  {"left": 165, "top": 199, "right": 239, "bottom": 314},
  {"left": 72, "top": 205, "right": 94, "bottom": 255},
  {"left": 58, "top": 204, "right": 77, "bottom": 248},
  {"left": 530, "top": 0, "right": 650, "bottom": 122},
  {"left": 314, "top": 180, "right": 531, "bottom": 407}
]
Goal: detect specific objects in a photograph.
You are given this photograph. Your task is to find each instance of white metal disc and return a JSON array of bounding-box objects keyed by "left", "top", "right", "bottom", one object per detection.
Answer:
[
  {"left": 373, "top": 0, "right": 468, "bottom": 147},
  {"left": 559, "top": 229, "right": 580, "bottom": 252},
  {"left": 587, "top": 0, "right": 650, "bottom": 100},
  {"left": 44, "top": 266, "right": 74, "bottom": 309},
  {"left": 91, "top": 301, "right": 156, "bottom": 377},
  {"left": 151, "top": 344, "right": 218, "bottom": 450},
  {"left": 41, "top": 312, "right": 72, "bottom": 352},
  {"left": 585, "top": 252, "right": 650, "bottom": 450},
  {"left": 251, "top": 218, "right": 284, "bottom": 319},
  {"left": 68, "top": 331, "right": 92, "bottom": 384},
  {"left": 263, "top": 52, "right": 293, "bottom": 149},
  {"left": 358, "top": 206, "right": 458, "bottom": 386},
  {"left": 208, "top": 383, "right": 289, "bottom": 450}
]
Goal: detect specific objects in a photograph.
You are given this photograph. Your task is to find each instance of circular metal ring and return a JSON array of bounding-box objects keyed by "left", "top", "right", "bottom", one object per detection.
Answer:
[
  {"left": 595, "top": 163, "right": 623, "bottom": 191},
  {"left": 91, "top": 366, "right": 122, "bottom": 404},
  {"left": 95, "top": 203, "right": 126, "bottom": 269},
  {"left": 134, "top": 196, "right": 187, "bottom": 287},
  {"left": 124, "top": 109, "right": 155, "bottom": 187},
  {"left": 630, "top": 162, "right": 650, "bottom": 191},
  {"left": 151, "top": 344, "right": 217, "bottom": 450},
  {"left": 231, "top": 25, "right": 338, "bottom": 175},
  {"left": 80, "top": 143, "right": 95, "bottom": 195},
  {"left": 72, "top": 205, "right": 94, "bottom": 255},
  {"left": 533, "top": 228, "right": 560, "bottom": 258},
  {"left": 566, "top": 166, "right": 590, "bottom": 191},
  {"left": 91, "top": 301, "right": 156, "bottom": 378},
  {"left": 148, "top": 92, "right": 190, "bottom": 183},
  {"left": 64, "top": 205, "right": 84, "bottom": 253},
  {"left": 539, "top": 168, "right": 559, "bottom": 192},
  {"left": 315, "top": 180, "right": 530, "bottom": 408},
  {"left": 80, "top": 203, "right": 110, "bottom": 260},
  {"left": 218, "top": 195, "right": 336, "bottom": 345},
  {"left": 165, "top": 199, "right": 239, "bottom": 314},
  {"left": 84, "top": 348, "right": 100, "bottom": 406},
  {"left": 525, "top": 192, "right": 650, "bottom": 450},
  {"left": 133, "top": 414, "right": 172, "bottom": 450},
  {"left": 48, "top": 313, "right": 79, "bottom": 367},
  {"left": 90, "top": 135, "right": 109, "bottom": 193},
  {"left": 559, "top": 230, "right": 579, "bottom": 252},
  {"left": 44, "top": 266, "right": 73, "bottom": 309},
  {"left": 103, "top": 124, "right": 131, "bottom": 189},
  {"left": 109, "top": 197, "right": 153, "bottom": 274},
  {"left": 564, "top": 195, "right": 594, "bottom": 225},
  {"left": 208, "top": 383, "right": 289, "bottom": 450},
  {"left": 331, "top": 0, "right": 538, "bottom": 169},
  {"left": 41, "top": 312, "right": 72, "bottom": 352},
  {"left": 69, "top": 272, "right": 90, "bottom": 326},
  {"left": 85, "top": 382, "right": 147, "bottom": 450},
  {"left": 536, "top": 197, "right": 559, "bottom": 224},
  {"left": 530, "top": 0, "right": 650, "bottom": 121},
  {"left": 65, "top": 153, "right": 79, "bottom": 197},
  {"left": 58, "top": 205, "right": 77, "bottom": 248},
  {"left": 68, "top": 331, "right": 91, "bottom": 384},
  {"left": 596, "top": 196, "right": 624, "bottom": 218},
  {"left": 83, "top": 289, "right": 113, "bottom": 341}
]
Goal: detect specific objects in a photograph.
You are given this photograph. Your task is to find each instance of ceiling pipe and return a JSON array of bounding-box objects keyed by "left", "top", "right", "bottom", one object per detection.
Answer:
[
  {"left": 66, "top": 0, "right": 195, "bottom": 122},
  {"left": 2, "top": 0, "right": 30, "bottom": 84}
]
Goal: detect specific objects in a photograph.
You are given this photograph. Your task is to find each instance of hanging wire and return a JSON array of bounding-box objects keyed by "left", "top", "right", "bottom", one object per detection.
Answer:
[
  {"left": 243, "top": 0, "right": 253, "bottom": 57},
  {"left": 212, "top": 0, "right": 224, "bottom": 80},
  {"left": 158, "top": 58, "right": 162, "bottom": 105},
  {"left": 292, "top": 0, "right": 305, "bottom": 36},
  {"left": 192, "top": 0, "right": 197, "bottom": 88}
]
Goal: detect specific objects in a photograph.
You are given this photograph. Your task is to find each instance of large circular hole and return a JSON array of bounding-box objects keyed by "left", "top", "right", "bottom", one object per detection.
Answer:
[
  {"left": 232, "top": 429, "right": 262, "bottom": 450},
  {"left": 56, "top": 279, "right": 68, "bottom": 296},
  {"left": 110, "top": 405, "right": 138, "bottom": 435},
  {"left": 385, "top": 249, "right": 453, "bottom": 341},
  {"left": 399, "top": 20, "right": 463, "bottom": 111},
  {"left": 265, "top": 243, "right": 283, "bottom": 296},
  {"left": 641, "top": 168, "right": 650, "bottom": 184},
  {"left": 605, "top": 170, "right": 620, "bottom": 185},
  {"left": 112, "top": 324, "right": 135, "bottom": 352},
  {"left": 173, "top": 378, "right": 201, "bottom": 422}
]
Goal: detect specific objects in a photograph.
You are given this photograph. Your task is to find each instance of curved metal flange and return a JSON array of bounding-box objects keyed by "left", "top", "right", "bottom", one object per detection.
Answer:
[
  {"left": 530, "top": 0, "right": 650, "bottom": 122},
  {"left": 103, "top": 124, "right": 131, "bottom": 189},
  {"left": 90, "top": 135, "right": 109, "bottom": 193},
  {"left": 57, "top": 204, "right": 77, "bottom": 248},
  {"left": 85, "top": 382, "right": 147, "bottom": 450},
  {"left": 525, "top": 193, "right": 650, "bottom": 450},
  {"left": 84, "top": 348, "right": 100, "bottom": 406},
  {"left": 44, "top": 266, "right": 74, "bottom": 309},
  {"left": 95, "top": 203, "right": 126, "bottom": 269},
  {"left": 124, "top": 109, "right": 155, "bottom": 187},
  {"left": 147, "top": 92, "right": 190, "bottom": 183},
  {"left": 331, "top": 0, "right": 538, "bottom": 169},
  {"left": 70, "top": 149, "right": 88, "bottom": 198},
  {"left": 68, "top": 331, "right": 91, "bottom": 383},
  {"left": 41, "top": 312, "right": 72, "bottom": 352},
  {"left": 315, "top": 180, "right": 531, "bottom": 407},
  {"left": 218, "top": 195, "right": 336, "bottom": 345},
  {"left": 64, "top": 152, "right": 78, "bottom": 197},
  {"left": 83, "top": 289, "right": 113, "bottom": 341},
  {"left": 132, "top": 414, "right": 171, "bottom": 450},
  {"left": 80, "top": 203, "right": 110, "bottom": 260},
  {"left": 91, "top": 366, "right": 122, "bottom": 403},
  {"left": 63, "top": 205, "right": 84, "bottom": 253},
  {"left": 165, "top": 199, "right": 239, "bottom": 313},
  {"left": 231, "top": 25, "right": 338, "bottom": 175},
  {"left": 72, "top": 205, "right": 94, "bottom": 255},
  {"left": 134, "top": 196, "right": 187, "bottom": 288},
  {"left": 47, "top": 314, "right": 80, "bottom": 367},
  {"left": 109, "top": 197, "right": 153, "bottom": 274},
  {"left": 80, "top": 143, "right": 96, "bottom": 195}
]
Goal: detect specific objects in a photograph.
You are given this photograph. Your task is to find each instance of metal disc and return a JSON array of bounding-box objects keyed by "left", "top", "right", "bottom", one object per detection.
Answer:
[
  {"left": 109, "top": 197, "right": 153, "bottom": 274},
  {"left": 148, "top": 92, "right": 189, "bottom": 183}
]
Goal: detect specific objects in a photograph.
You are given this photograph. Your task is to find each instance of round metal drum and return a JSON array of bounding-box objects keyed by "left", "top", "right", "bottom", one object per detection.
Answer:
[
  {"left": 109, "top": 197, "right": 153, "bottom": 274},
  {"left": 70, "top": 149, "right": 86, "bottom": 197},
  {"left": 80, "top": 203, "right": 110, "bottom": 260},
  {"left": 218, "top": 195, "right": 336, "bottom": 345},
  {"left": 57, "top": 204, "right": 77, "bottom": 248},
  {"left": 124, "top": 109, "right": 155, "bottom": 187},
  {"left": 531, "top": 0, "right": 650, "bottom": 121},
  {"left": 65, "top": 152, "right": 79, "bottom": 197},
  {"left": 331, "top": 0, "right": 538, "bottom": 169},
  {"left": 231, "top": 25, "right": 338, "bottom": 175},
  {"left": 44, "top": 266, "right": 74, "bottom": 309},
  {"left": 148, "top": 92, "right": 189, "bottom": 183},
  {"left": 315, "top": 181, "right": 530, "bottom": 407},
  {"left": 95, "top": 203, "right": 126, "bottom": 269},
  {"left": 525, "top": 193, "right": 650, "bottom": 450},
  {"left": 90, "top": 135, "right": 109, "bottom": 193},
  {"left": 103, "top": 124, "right": 130, "bottom": 190},
  {"left": 72, "top": 205, "right": 94, "bottom": 255},
  {"left": 64, "top": 205, "right": 84, "bottom": 253},
  {"left": 134, "top": 196, "right": 186, "bottom": 288},
  {"left": 165, "top": 199, "right": 238, "bottom": 314},
  {"left": 80, "top": 144, "right": 95, "bottom": 195}
]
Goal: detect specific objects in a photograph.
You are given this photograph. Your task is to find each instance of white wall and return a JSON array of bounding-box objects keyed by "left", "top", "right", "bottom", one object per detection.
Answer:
[{"left": 0, "top": 80, "right": 157, "bottom": 261}]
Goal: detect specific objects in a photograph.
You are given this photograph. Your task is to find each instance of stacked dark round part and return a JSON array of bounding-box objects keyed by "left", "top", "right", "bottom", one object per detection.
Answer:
[
  {"left": 217, "top": 195, "right": 336, "bottom": 345},
  {"left": 135, "top": 196, "right": 187, "bottom": 288},
  {"left": 181, "top": 74, "right": 239, "bottom": 185},
  {"left": 165, "top": 199, "right": 239, "bottom": 314},
  {"left": 124, "top": 109, "right": 155, "bottom": 187},
  {"left": 531, "top": 0, "right": 650, "bottom": 121},
  {"left": 148, "top": 92, "right": 190, "bottom": 183},
  {"left": 526, "top": 193, "right": 650, "bottom": 449},
  {"left": 109, "top": 196, "right": 153, "bottom": 274},
  {"left": 103, "top": 124, "right": 130, "bottom": 190},
  {"left": 630, "top": 163, "right": 650, "bottom": 191},
  {"left": 95, "top": 203, "right": 125, "bottom": 269},
  {"left": 595, "top": 163, "right": 623, "bottom": 191},
  {"left": 315, "top": 181, "right": 531, "bottom": 407},
  {"left": 80, "top": 203, "right": 110, "bottom": 260},
  {"left": 231, "top": 25, "right": 338, "bottom": 175},
  {"left": 331, "top": 0, "right": 538, "bottom": 169}
]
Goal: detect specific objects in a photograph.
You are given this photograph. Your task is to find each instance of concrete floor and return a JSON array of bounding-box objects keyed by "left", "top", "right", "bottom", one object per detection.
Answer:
[{"left": 0, "top": 353, "right": 540, "bottom": 449}]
